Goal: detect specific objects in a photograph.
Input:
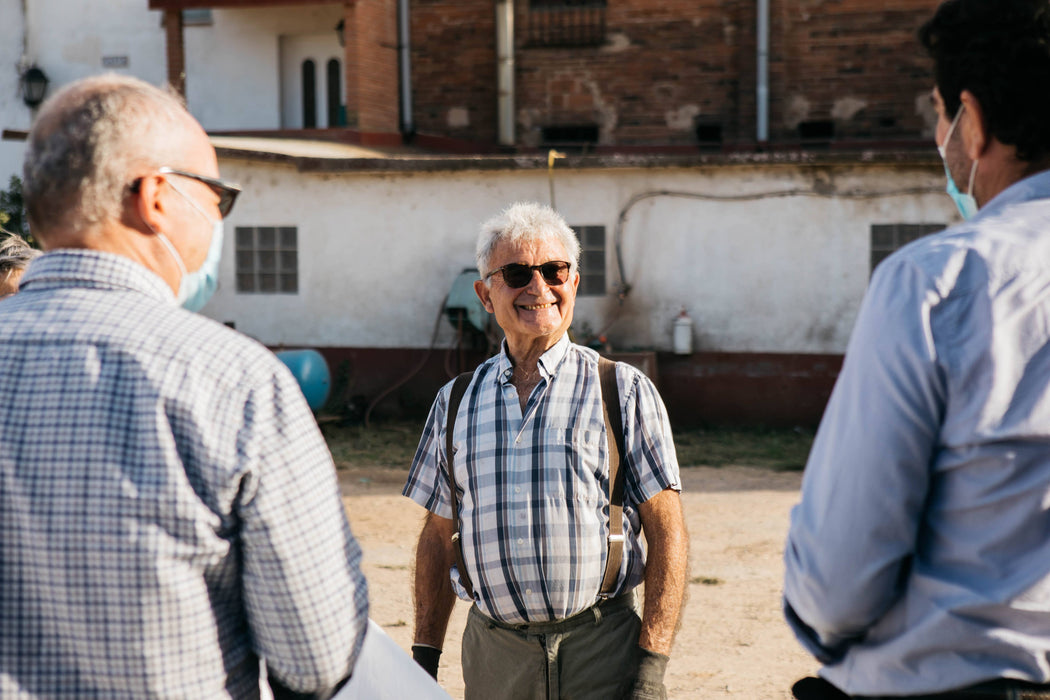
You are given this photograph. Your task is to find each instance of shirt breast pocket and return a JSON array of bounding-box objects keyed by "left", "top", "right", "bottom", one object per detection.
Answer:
[{"left": 550, "top": 426, "right": 605, "bottom": 505}]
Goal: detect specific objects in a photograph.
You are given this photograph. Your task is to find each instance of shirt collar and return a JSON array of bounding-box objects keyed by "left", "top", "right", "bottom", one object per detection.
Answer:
[
  {"left": 497, "top": 333, "right": 572, "bottom": 383},
  {"left": 971, "top": 169, "right": 1050, "bottom": 222},
  {"left": 20, "top": 249, "right": 176, "bottom": 304}
]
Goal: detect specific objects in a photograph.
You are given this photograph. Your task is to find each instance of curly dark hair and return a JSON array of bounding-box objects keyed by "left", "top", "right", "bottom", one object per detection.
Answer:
[{"left": 919, "top": 0, "right": 1050, "bottom": 164}]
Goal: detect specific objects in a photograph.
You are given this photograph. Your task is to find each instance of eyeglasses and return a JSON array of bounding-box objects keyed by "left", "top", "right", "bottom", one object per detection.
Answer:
[
  {"left": 130, "top": 167, "right": 242, "bottom": 218},
  {"left": 485, "top": 261, "right": 572, "bottom": 288}
]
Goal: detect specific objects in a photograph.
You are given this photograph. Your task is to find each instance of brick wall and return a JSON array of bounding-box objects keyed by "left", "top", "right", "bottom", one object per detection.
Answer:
[
  {"left": 408, "top": 0, "right": 940, "bottom": 149},
  {"left": 410, "top": 0, "right": 500, "bottom": 143},
  {"left": 768, "top": 0, "right": 940, "bottom": 144},
  {"left": 515, "top": 0, "right": 742, "bottom": 147},
  {"left": 347, "top": 0, "right": 401, "bottom": 136}
]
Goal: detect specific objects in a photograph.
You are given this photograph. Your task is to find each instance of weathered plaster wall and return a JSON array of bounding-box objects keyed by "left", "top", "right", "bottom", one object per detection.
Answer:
[{"left": 205, "top": 156, "right": 956, "bottom": 355}]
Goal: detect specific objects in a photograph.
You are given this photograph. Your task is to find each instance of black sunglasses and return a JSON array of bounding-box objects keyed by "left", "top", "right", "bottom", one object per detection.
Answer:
[
  {"left": 130, "top": 167, "right": 242, "bottom": 218},
  {"left": 485, "top": 261, "right": 572, "bottom": 288}
]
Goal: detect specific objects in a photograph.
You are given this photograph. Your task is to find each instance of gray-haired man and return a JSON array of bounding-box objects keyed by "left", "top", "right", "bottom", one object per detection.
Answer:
[
  {"left": 405, "top": 202, "right": 688, "bottom": 700},
  {"left": 0, "top": 74, "right": 368, "bottom": 698}
]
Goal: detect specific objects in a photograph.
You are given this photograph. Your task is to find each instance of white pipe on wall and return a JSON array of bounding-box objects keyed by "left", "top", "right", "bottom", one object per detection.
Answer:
[
  {"left": 757, "top": 0, "right": 770, "bottom": 143},
  {"left": 496, "top": 0, "right": 515, "bottom": 146}
]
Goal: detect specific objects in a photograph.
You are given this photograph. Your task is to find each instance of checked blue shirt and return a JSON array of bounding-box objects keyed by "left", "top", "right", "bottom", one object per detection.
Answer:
[
  {"left": 0, "top": 250, "right": 368, "bottom": 698},
  {"left": 403, "top": 335, "right": 681, "bottom": 624}
]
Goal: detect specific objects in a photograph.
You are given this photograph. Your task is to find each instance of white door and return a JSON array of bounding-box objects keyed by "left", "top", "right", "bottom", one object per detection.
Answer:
[{"left": 279, "top": 33, "right": 345, "bottom": 129}]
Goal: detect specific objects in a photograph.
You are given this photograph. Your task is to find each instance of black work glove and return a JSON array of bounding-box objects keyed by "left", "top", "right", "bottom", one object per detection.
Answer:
[
  {"left": 411, "top": 644, "right": 441, "bottom": 679},
  {"left": 625, "top": 646, "right": 669, "bottom": 700},
  {"left": 791, "top": 676, "right": 851, "bottom": 700}
]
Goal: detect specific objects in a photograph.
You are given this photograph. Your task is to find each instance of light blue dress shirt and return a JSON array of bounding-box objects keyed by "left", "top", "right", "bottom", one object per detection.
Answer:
[{"left": 784, "top": 170, "right": 1050, "bottom": 696}]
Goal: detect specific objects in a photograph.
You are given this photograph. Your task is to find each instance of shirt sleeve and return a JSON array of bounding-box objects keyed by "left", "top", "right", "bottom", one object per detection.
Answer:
[
  {"left": 783, "top": 254, "right": 946, "bottom": 661},
  {"left": 235, "top": 362, "right": 369, "bottom": 693},
  {"left": 402, "top": 382, "right": 454, "bottom": 519},
  {"left": 620, "top": 364, "right": 682, "bottom": 506}
]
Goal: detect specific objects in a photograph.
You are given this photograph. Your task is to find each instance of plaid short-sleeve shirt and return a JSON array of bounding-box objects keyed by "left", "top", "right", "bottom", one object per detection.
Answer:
[
  {"left": 403, "top": 335, "right": 681, "bottom": 624},
  {"left": 0, "top": 251, "right": 368, "bottom": 698}
]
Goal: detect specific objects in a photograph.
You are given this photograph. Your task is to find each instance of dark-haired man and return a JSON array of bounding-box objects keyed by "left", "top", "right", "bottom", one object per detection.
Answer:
[{"left": 783, "top": 1, "right": 1050, "bottom": 698}]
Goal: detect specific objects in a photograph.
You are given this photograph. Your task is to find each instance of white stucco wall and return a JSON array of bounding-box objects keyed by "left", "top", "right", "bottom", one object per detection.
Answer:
[
  {"left": 204, "top": 158, "right": 957, "bottom": 355},
  {"left": 1, "top": 0, "right": 171, "bottom": 186},
  {"left": 185, "top": 6, "right": 344, "bottom": 130},
  {"left": 0, "top": 0, "right": 344, "bottom": 182}
]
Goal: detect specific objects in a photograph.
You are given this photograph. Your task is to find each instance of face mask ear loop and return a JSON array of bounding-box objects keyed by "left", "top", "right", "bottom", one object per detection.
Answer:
[
  {"left": 966, "top": 158, "right": 979, "bottom": 200},
  {"left": 154, "top": 228, "right": 188, "bottom": 280},
  {"left": 938, "top": 105, "right": 964, "bottom": 158},
  {"left": 141, "top": 180, "right": 190, "bottom": 282}
]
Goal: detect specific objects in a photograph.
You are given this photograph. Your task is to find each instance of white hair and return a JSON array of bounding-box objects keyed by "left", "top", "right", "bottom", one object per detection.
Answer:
[{"left": 475, "top": 202, "right": 581, "bottom": 281}]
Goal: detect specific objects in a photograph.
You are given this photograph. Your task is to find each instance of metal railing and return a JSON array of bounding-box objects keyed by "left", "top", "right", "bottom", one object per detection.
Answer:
[{"left": 526, "top": 1, "right": 607, "bottom": 47}]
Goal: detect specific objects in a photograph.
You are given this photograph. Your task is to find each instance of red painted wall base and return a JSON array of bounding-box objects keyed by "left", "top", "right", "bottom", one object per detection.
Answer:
[{"left": 284, "top": 346, "right": 843, "bottom": 429}]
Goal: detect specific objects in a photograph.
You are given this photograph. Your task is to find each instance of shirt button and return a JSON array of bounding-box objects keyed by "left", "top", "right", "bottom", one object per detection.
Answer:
[
  {"left": 514, "top": 487, "right": 521, "bottom": 494},
  {"left": 517, "top": 538, "right": 524, "bottom": 545},
  {"left": 526, "top": 588, "right": 532, "bottom": 596}
]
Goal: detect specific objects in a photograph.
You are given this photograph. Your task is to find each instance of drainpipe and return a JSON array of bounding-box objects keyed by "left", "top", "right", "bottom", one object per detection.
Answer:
[
  {"left": 397, "top": 0, "right": 414, "bottom": 138},
  {"left": 20, "top": 0, "right": 28, "bottom": 63},
  {"left": 756, "top": 0, "right": 769, "bottom": 143},
  {"left": 496, "top": 0, "right": 514, "bottom": 147}
]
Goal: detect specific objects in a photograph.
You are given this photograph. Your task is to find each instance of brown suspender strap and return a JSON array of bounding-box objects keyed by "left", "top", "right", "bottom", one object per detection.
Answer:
[
  {"left": 445, "top": 371, "right": 475, "bottom": 599},
  {"left": 444, "top": 359, "right": 626, "bottom": 602},
  {"left": 598, "top": 356, "right": 626, "bottom": 597}
]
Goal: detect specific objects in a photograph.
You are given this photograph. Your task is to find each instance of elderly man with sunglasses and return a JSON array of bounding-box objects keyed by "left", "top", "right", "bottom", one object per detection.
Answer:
[
  {"left": 404, "top": 202, "right": 688, "bottom": 700},
  {"left": 0, "top": 74, "right": 368, "bottom": 698}
]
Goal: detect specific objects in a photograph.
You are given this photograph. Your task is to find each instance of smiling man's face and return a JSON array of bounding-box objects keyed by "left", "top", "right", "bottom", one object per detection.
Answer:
[{"left": 474, "top": 236, "right": 580, "bottom": 357}]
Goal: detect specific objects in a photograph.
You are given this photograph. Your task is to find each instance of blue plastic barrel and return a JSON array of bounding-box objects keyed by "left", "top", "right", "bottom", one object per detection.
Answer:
[{"left": 275, "top": 349, "right": 331, "bottom": 412}]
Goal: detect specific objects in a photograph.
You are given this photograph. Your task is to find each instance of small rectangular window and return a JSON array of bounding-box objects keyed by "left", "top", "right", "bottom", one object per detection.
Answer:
[
  {"left": 182, "top": 9, "right": 213, "bottom": 26},
  {"left": 235, "top": 226, "right": 299, "bottom": 294},
  {"left": 542, "top": 124, "right": 599, "bottom": 153},
  {"left": 573, "top": 224, "right": 606, "bottom": 296},
  {"left": 870, "top": 223, "right": 944, "bottom": 273}
]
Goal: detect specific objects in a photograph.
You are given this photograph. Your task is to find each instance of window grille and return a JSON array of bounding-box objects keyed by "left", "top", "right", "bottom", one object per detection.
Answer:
[
  {"left": 527, "top": 0, "right": 607, "bottom": 47},
  {"left": 235, "top": 226, "right": 299, "bottom": 294},
  {"left": 870, "top": 223, "right": 943, "bottom": 273},
  {"left": 573, "top": 225, "right": 606, "bottom": 296}
]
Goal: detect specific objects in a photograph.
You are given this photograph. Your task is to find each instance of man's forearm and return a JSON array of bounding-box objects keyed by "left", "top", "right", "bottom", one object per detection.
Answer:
[
  {"left": 413, "top": 512, "right": 458, "bottom": 648},
  {"left": 638, "top": 489, "right": 689, "bottom": 655}
]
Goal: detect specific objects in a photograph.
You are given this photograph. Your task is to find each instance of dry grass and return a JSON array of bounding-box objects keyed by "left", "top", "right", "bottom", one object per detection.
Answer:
[{"left": 323, "top": 420, "right": 814, "bottom": 472}]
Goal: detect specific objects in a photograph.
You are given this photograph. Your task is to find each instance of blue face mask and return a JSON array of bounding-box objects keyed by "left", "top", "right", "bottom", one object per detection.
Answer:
[
  {"left": 156, "top": 180, "right": 225, "bottom": 312},
  {"left": 937, "top": 106, "right": 979, "bottom": 220}
]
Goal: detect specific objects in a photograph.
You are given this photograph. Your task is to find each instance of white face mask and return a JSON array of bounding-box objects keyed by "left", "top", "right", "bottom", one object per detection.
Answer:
[
  {"left": 156, "top": 179, "right": 224, "bottom": 312},
  {"left": 937, "top": 105, "right": 979, "bottom": 220}
]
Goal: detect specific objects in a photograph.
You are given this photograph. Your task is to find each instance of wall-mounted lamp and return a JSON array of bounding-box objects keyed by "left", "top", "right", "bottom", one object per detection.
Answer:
[
  {"left": 21, "top": 66, "right": 49, "bottom": 108},
  {"left": 335, "top": 19, "right": 345, "bottom": 47}
]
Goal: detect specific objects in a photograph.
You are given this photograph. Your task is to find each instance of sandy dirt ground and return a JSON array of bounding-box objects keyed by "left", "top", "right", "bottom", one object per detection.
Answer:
[{"left": 339, "top": 464, "right": 819, "bottom": 699}]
